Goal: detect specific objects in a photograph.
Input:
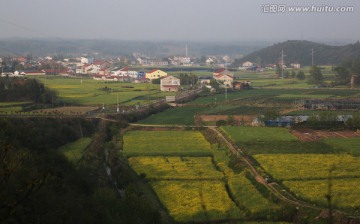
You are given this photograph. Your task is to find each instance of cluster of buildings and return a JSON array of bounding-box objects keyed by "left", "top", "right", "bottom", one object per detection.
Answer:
[
  {"left": 198, "top": 68, "right": 251, "bottom": 90},
  {"left": 0, "top": 54, "right": 252, "bottom": 91}
]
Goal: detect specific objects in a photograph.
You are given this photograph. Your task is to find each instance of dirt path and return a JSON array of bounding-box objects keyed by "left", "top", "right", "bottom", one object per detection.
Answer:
[
  {"left": 209, "top": 127, "right": 329, "bottom": 211},
  {"left": 291, "top": 129, "right": 360, "bottom": 141}
]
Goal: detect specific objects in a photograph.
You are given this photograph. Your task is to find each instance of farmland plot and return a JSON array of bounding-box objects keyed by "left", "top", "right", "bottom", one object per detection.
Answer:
[
  {"left": 284, "top": 178, "right": 360, "bottom": 209},
  {"left": 229, "top": 172, "right": 280, "bottom": 215},
  {"left": 323, "top": 138, "right": 360, "bottom": 156},
  {"left": 128, "top": 156, "right": 223, "bottom": 180},
  {"left": 254, "top": 154, "right": 360, "bottom": 181},
  {"left": 122, "top": 130, "right": 212, "bottom": 156},
  {"left": 123, "top": 130, "right": 288, "bottom": 222},
  {"left": 221, "top": 127, "right": 298, "bottom": 144},
  {"left": 151, "top": 181, "right": 243, "bottom": 222}
]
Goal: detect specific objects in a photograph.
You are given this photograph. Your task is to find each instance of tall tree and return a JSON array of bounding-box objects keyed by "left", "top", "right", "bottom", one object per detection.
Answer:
[
  {"left": 308, "top": 66, "right": 324, "bottom": 85},
  {"left": 333, "top": 66, "right": 350, "bottom": 84},
  {"left": 296, "top": 71, "right": 305, "bottom": 80}
]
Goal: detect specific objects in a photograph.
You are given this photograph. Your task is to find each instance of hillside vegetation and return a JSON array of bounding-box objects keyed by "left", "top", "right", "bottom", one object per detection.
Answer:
[{"left": 235, "top": 40, "right": 360, "bottom": 66}]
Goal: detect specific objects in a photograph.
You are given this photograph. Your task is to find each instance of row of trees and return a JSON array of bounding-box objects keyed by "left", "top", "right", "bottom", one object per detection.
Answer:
[
  {"left": 0, "top": 77, "right": 56, "bottom": 103},
  {"left": 276, "top": 59, "right": 360, "bottom": 87}
]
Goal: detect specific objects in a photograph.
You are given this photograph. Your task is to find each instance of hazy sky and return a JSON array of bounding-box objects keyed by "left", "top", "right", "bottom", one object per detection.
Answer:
[{"left": 1, "top": 0, "right": 359, "bottom": 42}]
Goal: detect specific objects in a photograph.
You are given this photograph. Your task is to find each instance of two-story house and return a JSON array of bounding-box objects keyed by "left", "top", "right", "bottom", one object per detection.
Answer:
[{"left": 160, "top": 75, "right": 180, "bottom": 92}]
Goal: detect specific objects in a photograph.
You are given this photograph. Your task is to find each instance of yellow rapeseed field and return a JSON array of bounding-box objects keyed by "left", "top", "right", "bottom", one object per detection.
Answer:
[
  {"left": 151, "top": 181, "right": 243, "bottom": 222},
  {"left": 254, "top": 154, "right": 360, "bottom": 180},
  {"left": 284, "top": 178, "right": 360, "bottom": 209},
  {"left": 128, "top": 156, "right": 223, "bottom": 180}
]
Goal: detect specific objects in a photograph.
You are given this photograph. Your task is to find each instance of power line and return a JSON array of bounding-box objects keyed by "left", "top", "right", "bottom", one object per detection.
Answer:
[{"left": 0, "top": 18, "right": 51, "bottom": 38}]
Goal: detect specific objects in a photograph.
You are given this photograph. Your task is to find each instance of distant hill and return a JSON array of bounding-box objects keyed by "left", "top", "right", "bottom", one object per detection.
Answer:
[
  {"left": 0, "top": 39, "right": 269, "bottom": 57},
  {"left": 235, "top": 40, "right": 360, "bottom": 67}
]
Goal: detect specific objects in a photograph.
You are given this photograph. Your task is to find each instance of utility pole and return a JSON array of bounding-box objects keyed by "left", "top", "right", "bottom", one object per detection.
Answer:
[
  {"left": 281, "top": 50, "right": 284, "bottom": 79},
  {"left": 225, "top": 86, "right": 227, "bottom": 100},
  {"left": 311, "top": 48, "right": 315, "bottom": 66},
  {"left": 117, "top": 95, "right": 119, "bottom": 113}
]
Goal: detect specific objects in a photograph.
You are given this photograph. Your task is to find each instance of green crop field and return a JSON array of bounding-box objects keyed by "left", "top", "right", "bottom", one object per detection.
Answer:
[
  {"left": 138, "top": 104, "right": 267, "bottom": 125},
  {"left": 284, "top": 178, "right": 360, "bottom": 210},
  {"left": 220, "top": 126, "right": 339, "bottom": 155},
  {"left": 139, "top": 106, "right": 203, "bottom": 125},
  {"left": 190, "top": 88, "right": 360, "bottom": 105},
  {"left": 128, "top": 156, "right": 223, "bottom": 180},
  {"left": 0, "top": 102, "right": 32, "bottom": 113},
  {"left": 122, "top": 130, "right": 212, "bottom": 156},
  {"left": 58, "top": 137, "right": 92, "bottom": 164},
  {"left": 253, "top": 154, "right": 360, "bottom": 181},
  {"left": 35, "top": 76, "right": 171, "bottom": 106},
  {"left": 151, "top": 181, "right": 243, "bottom": 222},
  {"left": 249, "top": 78, "right": 313, "bottom": 89},
  {"left": 137, "top": 87, "right": 360, "bottom": 126},
  {"left": 323, "top": 138, "right": 360, "bottom": 156},
  {"left": 221, "top": 126, "right": 297, "bottom": 143},
  {"left": 276, "top": 94, "right": 333, "bottom": 99},
  {"left": 229, "top": 172, "right": 280, "bottom": 214}
]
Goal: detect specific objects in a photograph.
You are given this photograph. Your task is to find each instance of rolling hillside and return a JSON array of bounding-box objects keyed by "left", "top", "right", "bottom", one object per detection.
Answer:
[{"left": 235, "top": 40, "right": 360, "bottom": 67}]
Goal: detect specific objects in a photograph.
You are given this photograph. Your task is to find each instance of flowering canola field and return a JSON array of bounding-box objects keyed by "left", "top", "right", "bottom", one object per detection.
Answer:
[
  {"left": 124, "top": 130, "right": 280, "bottom": 222},
  {"left": 128, "top": 156, "right": 223, "bottom": 180}
]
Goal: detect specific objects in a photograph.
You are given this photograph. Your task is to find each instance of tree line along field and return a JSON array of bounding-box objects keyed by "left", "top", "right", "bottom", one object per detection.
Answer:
[
  {"left": 220, "top": 126, "right": 360, "bottom": 213},
  {"left": 121, "top": 130, "right": 287, "bottom": 223}
]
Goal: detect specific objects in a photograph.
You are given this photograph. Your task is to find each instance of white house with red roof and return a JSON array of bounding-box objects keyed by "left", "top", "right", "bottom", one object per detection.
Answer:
[
  {"left": 118, "top": 67, "right": 138, "bottom": 78},
  {"left": 76, "top": 64, "right": 100, "bottom": 75},
  {"left": 160, "top": 75, "right": 180, "bottom": 92}
]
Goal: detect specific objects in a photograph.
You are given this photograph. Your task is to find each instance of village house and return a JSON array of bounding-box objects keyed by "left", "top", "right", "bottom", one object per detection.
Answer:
[
  {"left": 117, "top": 67, "right": 138, "bottom": 78},
  {"left": 242, "top": 61, "right": 254, "bottom": 68},
  {"left": 20, "top": 70, "right": 46, "bottom": 76},
  {"left": 233, "top": 81, "right": 251, "bottom": 90},
  {"left": 291, "top": 63, "right": 301, "bottom": 69},
  {"left": 80, "top": 57, "right": 94, "bottom": 64},
  {"left": 76, "top": 64, "right": 100, "bottom": 75},
  {"left": 206, "top": 57, "right": 215, "bottom": 65},
  {"left": 160, "top": 75, "right": 180, "bottom": 92},
  {"left": 213, "top": 68, "right": 234, "bottom": 87},
  {"left": 136, "top": 57, "right": 149, "bottom": 65},
  {"left": 146, "top": 69, "right": 167, "bottom": 80},
  {"left": 198, "top": 76, "right": 213, "bottom": 85},
  {"left": 150, "top": 60, "right": 169, "bottom": 66}
]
